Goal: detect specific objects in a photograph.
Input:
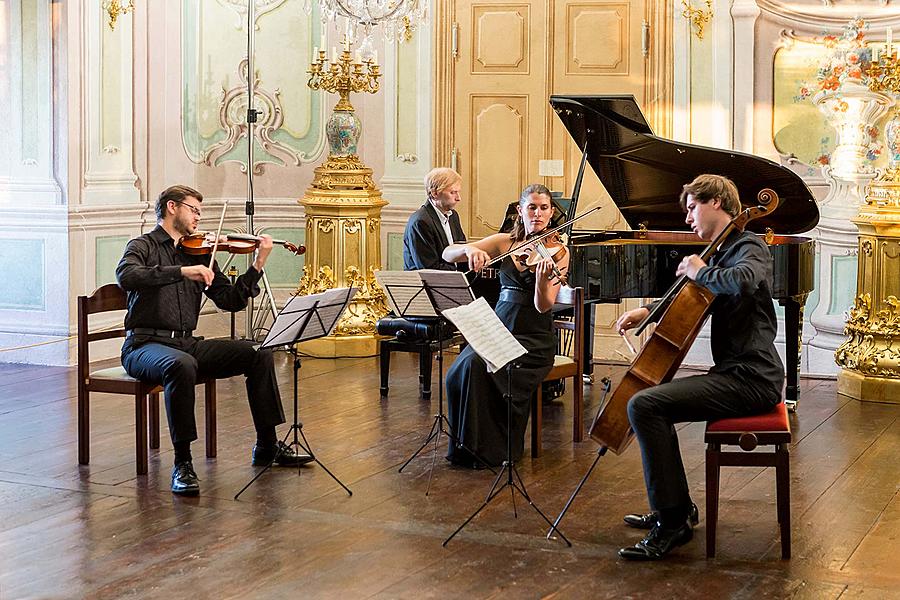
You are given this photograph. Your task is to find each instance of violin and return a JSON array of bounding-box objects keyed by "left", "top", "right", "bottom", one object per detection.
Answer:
[
  {"left": 512, "top": 231, "right": 569, "bottom": 285},
  {"left": 177, "top": 232, "right": 306, "bottom": 256}
]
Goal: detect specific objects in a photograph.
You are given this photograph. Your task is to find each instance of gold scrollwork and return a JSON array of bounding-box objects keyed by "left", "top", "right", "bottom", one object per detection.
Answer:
[
  {"left": 835, "top": 294, "right": 900, "bottom": 377},
  {"left": 367, "top": 218, "right": 380, "bottom": 233},
  {"left": 333, "top": 266, "right": 389, "bottom": 336},
  {"left": 861, "top": 239, "right": 874, "bottom": 255},
  {"left": 344, "top": 220, "right": 361, "bottom": 234},
  {"left": 680, "top": 0, "right": 713, "bottom": 41},
  {"left": 296, "top": 265, "right": 336, "bottom": 297},
  {"left": 315, "top": 219, "right": 335, "bottom": 234}
]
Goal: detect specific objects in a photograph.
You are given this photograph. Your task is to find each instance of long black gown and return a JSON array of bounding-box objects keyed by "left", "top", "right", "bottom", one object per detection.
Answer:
[{"left": 445, "top": 257, "right": 555, "bottom": 467}]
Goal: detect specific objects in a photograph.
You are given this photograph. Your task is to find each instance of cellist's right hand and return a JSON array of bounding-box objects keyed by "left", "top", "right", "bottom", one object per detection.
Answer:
[{"left": 615, "top": 307, "right": 650, "bottom": 335}]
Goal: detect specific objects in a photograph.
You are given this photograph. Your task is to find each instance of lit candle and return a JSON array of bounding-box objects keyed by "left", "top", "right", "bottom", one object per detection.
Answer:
[
  {"left": 313, "top": 46, "right": 319, "bottom": 59},
  {"left": 355, "top": 50, "right": 361, "bottom": 64},
  {"left": 332, "top": 46, "right": 338, "bottom": 63},
  {"left": 372, "top": 50, "right": 378, "bottom": 64},
  {"left": 873, "top": 47, "right": 880, "bottom": 63},
  {"left": 321, "top": 21, "right": 326, "bottom": 43}
]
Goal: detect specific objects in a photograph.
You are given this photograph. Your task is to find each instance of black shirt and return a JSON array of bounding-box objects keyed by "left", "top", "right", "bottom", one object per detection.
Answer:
[
  {"left": 694, "top": 230, "right": 785, "bottom": 400},
  {"left": 116, "top": 225, "right": 262, "bottom": 333}
]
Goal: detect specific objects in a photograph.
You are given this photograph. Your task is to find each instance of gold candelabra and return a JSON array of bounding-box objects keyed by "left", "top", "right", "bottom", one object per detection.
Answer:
[
  {"left": 867, "top": 47, "right": 900, "bottom": 94},
  {"left": 103, "top": 0, "right": 134, "bottom": 31},
  {"left": 680, "top": 0, "right": 713, "bottom": 41},
  {"left": 307, "top": 37, "right": 381, "bottom": 114}
]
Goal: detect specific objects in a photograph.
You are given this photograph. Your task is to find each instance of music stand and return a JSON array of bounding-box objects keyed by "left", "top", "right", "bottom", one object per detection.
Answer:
[
  {"left": 375, "top": 270, "right": 495, "bottom": 494},
  {"left": 234, "top": 287, "right": 357, "bottom": 500},
  {"left": 438, "top": 297, "right": 571, "bottom": 547}
]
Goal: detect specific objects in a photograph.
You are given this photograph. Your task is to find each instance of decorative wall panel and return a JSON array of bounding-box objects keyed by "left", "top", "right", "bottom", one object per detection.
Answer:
[
  {"left": 95, "top": 235, "right": 130, "bottom": 287},
  {"left": 566, "top": 3, "right": 628, "bottom": 74},
  {"left": 0, "top": 239, "right": 45, "bottom": 310},
  {"left": 258, "top": 227, "right": 305, "bottom": 286},
  {"left": 181, "top": 0, "right": 325, "bottom": 173},
  {"left": 472, "top": 5, "right": 529, "bottom": 73},
  {"left": 470, "top": 96, "right": 527, "bottom": 232}
]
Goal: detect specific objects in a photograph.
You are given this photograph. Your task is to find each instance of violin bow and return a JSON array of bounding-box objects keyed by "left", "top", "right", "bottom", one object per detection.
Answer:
[{"left": 204, "top": 200, "right": 229, "bottom": 288}]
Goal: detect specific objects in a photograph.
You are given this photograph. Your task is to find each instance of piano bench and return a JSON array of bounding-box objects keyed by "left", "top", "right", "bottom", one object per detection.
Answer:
[
  {"left": 378, "top": 332, "right": 463, "bottom": 399},
  {"left": 705, "top": 402, "right": 792, "bottom": 559}
]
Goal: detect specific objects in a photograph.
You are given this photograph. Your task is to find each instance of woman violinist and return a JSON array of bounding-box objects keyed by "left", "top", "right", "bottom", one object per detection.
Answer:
[{"left": 440, "top": 184, "right": 569, "bottom": 468}]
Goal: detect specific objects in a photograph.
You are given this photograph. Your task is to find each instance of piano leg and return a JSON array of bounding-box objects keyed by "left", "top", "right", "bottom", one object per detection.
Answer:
[
  {"left": 582, "top": 303, "right": 595, "bottom": 383},
  {"left": 779, "top": 295, "right": 807, "bottom": 412}
]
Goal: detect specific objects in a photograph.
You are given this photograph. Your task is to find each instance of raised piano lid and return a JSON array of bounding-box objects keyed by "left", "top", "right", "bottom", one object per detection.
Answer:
[{"left": 550, "top": 95, "right": 820, "bottom": 235}]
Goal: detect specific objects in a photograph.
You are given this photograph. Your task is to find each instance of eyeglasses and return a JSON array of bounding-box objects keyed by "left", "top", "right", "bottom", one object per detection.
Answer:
[{"left": 171, "top": 199, "right": 201, "bottom": 217}]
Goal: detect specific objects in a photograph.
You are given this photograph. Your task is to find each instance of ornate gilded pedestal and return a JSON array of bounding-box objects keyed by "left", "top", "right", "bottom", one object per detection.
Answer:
[
  {"left": 835, "top": 170, "right": 900, "bottom": 403},
  {"left": 296, "top": 42, "right": 389, "bottom": 357}
]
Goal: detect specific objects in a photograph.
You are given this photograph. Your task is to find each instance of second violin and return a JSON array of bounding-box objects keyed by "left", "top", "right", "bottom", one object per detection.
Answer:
[{"left": 512, "top": 231, "right": 569, "bottom": 285}]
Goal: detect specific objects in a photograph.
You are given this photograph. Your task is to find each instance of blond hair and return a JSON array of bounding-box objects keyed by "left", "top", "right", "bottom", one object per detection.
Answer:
[{"left": 424, "top": 167, "right": 462, "bottom": 201}]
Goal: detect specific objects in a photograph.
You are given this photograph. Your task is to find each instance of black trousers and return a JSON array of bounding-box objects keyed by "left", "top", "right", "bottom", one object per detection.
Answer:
[
  {"left": 122, "top": 337, "right": 285, "bottom": 445},
  {"left": 626, "top": 372, "right": 779, "bottom": 515}
]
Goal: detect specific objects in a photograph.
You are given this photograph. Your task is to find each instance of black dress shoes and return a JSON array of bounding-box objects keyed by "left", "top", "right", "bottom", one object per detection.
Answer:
[
  {"left": 171, "top": 460, "right": 200, "bottom": 496},
  {"left": 618, "top": 520, "right": 694, "bottom": 561},
  {"left": 623, "top": 502, "right": 699, "bottom": 530},
  {"left": 252, "top": 440, "right": 314, "bottom": 467}
]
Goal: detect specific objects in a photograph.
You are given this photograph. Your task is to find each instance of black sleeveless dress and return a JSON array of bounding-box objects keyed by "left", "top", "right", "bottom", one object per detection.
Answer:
[{"left": 445, "top": 256, "right": 556, "bottom": 467}]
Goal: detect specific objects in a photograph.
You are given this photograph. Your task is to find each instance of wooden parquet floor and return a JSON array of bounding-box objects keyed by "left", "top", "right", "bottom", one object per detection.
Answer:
[{"left": 0, "top": 352, "right": 898, "bottom": 599}]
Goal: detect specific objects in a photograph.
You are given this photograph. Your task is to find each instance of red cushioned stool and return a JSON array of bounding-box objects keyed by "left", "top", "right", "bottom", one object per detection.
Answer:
[{"left": 705, "top": 402, "right": 792, "bottom": 559}]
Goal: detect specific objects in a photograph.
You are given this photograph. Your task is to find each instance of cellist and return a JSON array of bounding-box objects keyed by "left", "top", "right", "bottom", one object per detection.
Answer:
[{"left": 615, "top": 174, "right": 785, "bottom": 561}]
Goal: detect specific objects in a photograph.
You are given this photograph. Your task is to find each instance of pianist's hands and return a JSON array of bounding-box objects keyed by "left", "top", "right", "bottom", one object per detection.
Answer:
[
  {"left": 676, "top": 254, "right": 707, "bottom": 280},
  {"left": 615, "top": 307, "right": 650, "bottom": 335}
]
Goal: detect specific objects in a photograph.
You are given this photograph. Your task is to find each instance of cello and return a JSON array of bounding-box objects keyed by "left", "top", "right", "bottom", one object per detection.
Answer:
[
  {"left": 588, "top": 187, "right": 779, "bottom": 453},
  {"left": 546, "top": 188, "right": 779, "bottom": 537}
]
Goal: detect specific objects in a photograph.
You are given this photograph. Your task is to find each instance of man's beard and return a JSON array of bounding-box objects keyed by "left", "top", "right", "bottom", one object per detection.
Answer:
[{"left": 173, "top": 214, "right": 195, "bottom": 237}]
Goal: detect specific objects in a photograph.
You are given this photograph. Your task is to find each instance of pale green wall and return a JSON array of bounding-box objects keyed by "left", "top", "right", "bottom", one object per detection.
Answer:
[
  {"left": 386, "top": 232, "right": 404, "bottom": 270},
  {"left": 0, "top": 239, "right": 45, "bottom": 310},
  {"left": 95, "top": 235, "right": 130, "bottom": 286}
]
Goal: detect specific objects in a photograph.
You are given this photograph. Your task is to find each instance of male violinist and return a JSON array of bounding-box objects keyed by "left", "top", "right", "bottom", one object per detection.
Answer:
[
  {"left": 614, "top": 174, "right": 784, "bottom": 560},
  {"left": 116, "top": 185, "right": 312, "bottom": 497}
]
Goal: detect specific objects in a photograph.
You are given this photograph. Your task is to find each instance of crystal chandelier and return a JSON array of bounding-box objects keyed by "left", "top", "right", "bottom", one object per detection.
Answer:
[{"left": 307, "top": 0, "right": 428, "bottom": 49}]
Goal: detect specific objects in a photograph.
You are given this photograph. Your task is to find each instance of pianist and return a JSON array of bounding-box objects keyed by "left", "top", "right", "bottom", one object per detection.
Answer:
[
  {"left": 614, "top": 174, "right": 785, "bottom": 561},
  {"left": 402, "top": 167, "right": 467, "bottom": 271}
]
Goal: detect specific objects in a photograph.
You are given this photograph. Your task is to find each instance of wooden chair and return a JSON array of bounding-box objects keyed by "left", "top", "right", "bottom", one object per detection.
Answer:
[
  {"left": 531, "top": 286, "right": 585, "bottom": 458},
  {"left": 705, "top": 402, "right": 792, "bottom": 559},
  {"left": 77, "top": 283, "right": 217, "bottom": 476}
]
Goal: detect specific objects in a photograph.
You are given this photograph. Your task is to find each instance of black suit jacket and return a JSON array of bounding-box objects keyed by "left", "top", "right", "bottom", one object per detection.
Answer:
[{"left": 402, "top": 201, "right": 466, "bottom": 271}]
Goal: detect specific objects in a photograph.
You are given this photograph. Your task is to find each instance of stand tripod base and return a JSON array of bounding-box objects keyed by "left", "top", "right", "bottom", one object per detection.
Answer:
[
  {"left": 234, "top": 423, "right": 352, "bottom": 500},
  {"left": 444, "top": 460, "right": 571, "bottom": 547}
]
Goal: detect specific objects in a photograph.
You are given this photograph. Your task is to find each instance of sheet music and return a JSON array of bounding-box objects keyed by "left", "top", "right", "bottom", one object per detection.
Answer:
[
  {"left": 261, "top": 287, "right": 358, "bottom": 348},
  {"left": 418, "top": 270, "right": 474, "bottom": 312},
  {"left": 441, "top": 296, "right": 526, "bottom": 373},
  {"left": 373, "top": 270, "right": 436, "bottom": 317}
]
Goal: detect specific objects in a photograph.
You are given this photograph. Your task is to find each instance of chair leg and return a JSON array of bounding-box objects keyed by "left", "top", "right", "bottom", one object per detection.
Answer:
[
  {"left": 532, "top": 388, "right": 543, "bottom": 458},
  {"left": 573, "top": 373, "right": 584, "bottom": 443},
  {"left": 78, "top": 388, "right": 90, "bottom": 465},
  {"left": 705, "top": 444, "right": 720, "bottom": 558},
  {"left": 135, "top": 394, "right": 148, "bottom": 476},
  {"left": 776, "top": 445, "right": 791, "bottom": 559},
  {"left": 149, "top": 392, "right": 160, "bottom": 450},
  {"left": 420, "top": 346, "right": 433, "bottom": 399},
  {"left": 205, "top": 382, "right": 217, "bottom": 458},
  {"left": 379, "top": 342, "right": 391, "bottom": 397}
]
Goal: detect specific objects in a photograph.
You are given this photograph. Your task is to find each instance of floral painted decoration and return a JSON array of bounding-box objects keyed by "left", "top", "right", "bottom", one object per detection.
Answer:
[{"left": 796, "top": 18, "right": 873, "bottom": 101}]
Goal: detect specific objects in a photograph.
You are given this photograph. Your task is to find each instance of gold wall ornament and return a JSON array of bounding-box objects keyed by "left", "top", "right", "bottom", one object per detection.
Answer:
[
  {"left": 680, "top": 0, "right": 712, "bottom": 41},
  {"left": 103, "top": 0, "right": 134, "bottom": 31},
  {"left": 836, "top": 174, "right": 900, "bottom": 403}
]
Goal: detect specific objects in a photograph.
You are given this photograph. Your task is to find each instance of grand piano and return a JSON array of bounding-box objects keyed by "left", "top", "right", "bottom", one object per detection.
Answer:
[{"left": 552, "top": 95, "right": 819, "bottom": 404}]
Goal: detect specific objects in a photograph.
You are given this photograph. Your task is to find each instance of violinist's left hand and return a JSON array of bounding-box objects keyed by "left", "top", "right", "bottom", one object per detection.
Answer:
[
  {"left": 535, "top": 256, "right": 556, "bottom": 282},
  {"left": 676, "top": 254, "right": 706, "bottom": 280},
  {"left": 252, "top": 234, "right": 274, "bottom": 271}
]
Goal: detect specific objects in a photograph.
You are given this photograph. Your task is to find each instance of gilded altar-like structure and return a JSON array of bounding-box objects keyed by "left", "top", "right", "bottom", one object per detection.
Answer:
[{"left": 835, "top": 171, "right": 900, "bottom": 403}]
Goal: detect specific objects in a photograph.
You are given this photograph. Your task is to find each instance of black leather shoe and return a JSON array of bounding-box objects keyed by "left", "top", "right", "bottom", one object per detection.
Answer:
[
  {"left": 252, "top": 440, "right": 314, "bottom": 467},
  {"left": 623, "top": 502, "right": 699, "bottom": 530},
  {"left": 171, "top": 460, "right": 200, "bottom": 496},
  {"left": 618, "top": 520, "right": 693, "bottom": 561}
]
